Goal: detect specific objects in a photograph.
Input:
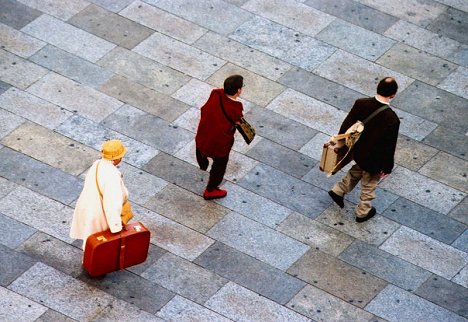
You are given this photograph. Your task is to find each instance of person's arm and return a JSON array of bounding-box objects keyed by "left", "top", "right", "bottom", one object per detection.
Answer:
[
  {"left": 380, "top": 120, "right": 400, "bottom": 175},
  {"left": 102, "top": 170, "right": 123, "bottom": 233}
]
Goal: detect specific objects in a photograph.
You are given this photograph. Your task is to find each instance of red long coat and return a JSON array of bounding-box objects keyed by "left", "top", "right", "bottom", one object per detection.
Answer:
[{"left": 195, "top": 88, "right": 243, "bottom": 158}]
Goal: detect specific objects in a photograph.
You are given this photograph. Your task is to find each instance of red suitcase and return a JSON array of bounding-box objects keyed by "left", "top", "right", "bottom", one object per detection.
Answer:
[{"left": 83, "top": 222, "right": 150, "bottom": 277}]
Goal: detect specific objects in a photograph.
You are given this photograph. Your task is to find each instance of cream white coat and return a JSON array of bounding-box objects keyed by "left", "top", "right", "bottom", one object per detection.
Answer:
[{"left": 70, "top": 159, "right": 128, "bottom": 248}]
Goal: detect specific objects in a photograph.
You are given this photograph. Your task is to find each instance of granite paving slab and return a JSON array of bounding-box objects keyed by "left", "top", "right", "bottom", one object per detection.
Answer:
[
  {"left": 156, "top": 295, "right": 232, "bottom": 322},
  {"left": 27, "top": 72, "right": 123, "bottom": 122},
  {"left": 0, "top": 108, "right": 24, "bottom": 139},
  {"left": 238, "top": 163, "right": 332, "bottom": 218},
  {"left": 87, "top": 0, "right": 134, "bottom": 13},
  {"left": 0, "top": 244, "right": 36, "bottom": 286},
  {"left": 0, "top": 286, "right": 47, "bottom": 322},
  {"left": 34, "top": 310, "right": 75, "bottom": 322},
  {"left": 299, "top": 132, "right": 334, "bottom": 162},
  {"left": 436, "top": 0, "right": 468, "bottom": 11},
  {"left": 394, "top": 107, "right": 438, "bottom": 141},
  {"left": 288, "top": 248, "right": 387, "bottom": 308},
  {"left": 98, "top": 47, "right": 189, "bottom": 95},
  {"left": 141, "top": 252, "right": 227, "bottom": 305},
  {"left": 0, "top": 23, "right": 45, "bottom": 58},
  {"left": 242, "top": 0, "right": 334, "bottom": 37},
  {"left": 305, "top": 0, "right": 398, "bottom": 34},
  {"left": 0, "top": 49, "right": 48, "bottom": 89},
  {"left": 0, "top": 80, "right": 10, "bottom": 95},
  {"left": 230, "top": 16, "right": 336, "bottom": 72},
  {"left": 365, "top": 284, "right": 466, "bottom": 322},
  {"left": 120, "top": 0, "right": 206, "bottom": 44},
  {"left": 99, "top": 75, "right": 189, "bottom": 122},
  {"left": 415, "top": 275, "right": 468, "bottom": 318},
  {"left": 208, "top": 212, "right": 309, "bottom": 270},
  {"left": 452, "top": 265, "right": 468, "bottom": 288},
  {"left": 382, "top": 198, "right": 466, "bottom": 244},
  {"left": 380, "top": 226, "right": 468, "bottom": 280},
  {"left": 205, "top": 282, "right": 311, "bottom": 322},
  {"left": 171, "top": 78, "right": 215, "bottom": 108},
  {"left": 449, "top": 44, "right": 468, "bottom": 67},
  {"left": 173, "top": 107, "right": 200, "bottom": 133},
  {"left": 195, "top": 31, "right": 291, "bottom": 81},
  {"left": 0, "top": 176, "right": 17, "bottom": 200},
  {"left": 134, "top": 32, "right": 225, "bottom": 80},
  {"left": 0, "top": 0, "right": 42, "bottom": 30},
  {"left": 0, "top": 213, "right": 35, "bottom": 249},
  {"left": 143, "top": 0, "right": 253, "bottom": 35},
  {"left": 194, "top": 241, "right": 305, "bottom": 305},
  {"left": 144, "top": 184, "right": 230, "bottom": 234},
  {"left": 68, "top": 4, "right": 153, "bottom": 50},
  {"left": 287, "top": 285, "right": 374, "bottom": 322},
  {"left": 30, "top": 45, "right": 114, "bottom": 88},
  {"left": 0, "top": 87, "right": 71, "bottom": 129},
  {"left": 101, "top": 104, "right": 193, "bottom": 154},
  {"left": 452, "top": 230, "right": 468, "bottom": 253},
  {"left": 423, "top": 126, "right": 468, "bottom": 161},
  {"left": 339, "top": 240, "right": 432, "bottom": 291},
  {"left": 427, "top": 7, "right": 468, "bottom": 45},
  {"left": 0, "top": 147, "right": 82, "bottom": 205},
  {"left": 438, "top": 66, "right": 468, "bottom": 99},
  {"left": 17, "top": 0, "right": 89, "bottom": 21},
  {"left": 2, "top": 122, "right": 97, "bottom": 176},
  {"left": 380, "top": 166, "right": 466, "bottom": 214},
  {"left": 394, "top": 135, "right": 439, "bottom": 171},
  {"left": 377, "top": 43, "right": 457, "bottom": 86},
  {"left": 267, "top": 88, "right": 347, "bottom": 136},
  {"left": 449, "top": 197, "right": 468, "bottom": 225},
  {"left": 126, "top": 244, "right": 167, "bottom": 276},
  {"left": 22, "top": 15, "right": 115, "bottom": 63},
  {"left": 0, "top": 186, "right": 74, "bottom": 244},
  {"left": 16, "top": 232, "right": 83, "bottom": 277},
  {"left": 277, "top": 212, "right": 354, "bottom": 256},
  {"left": 315, "top": 49, "right": 414, "bottom": 96}
]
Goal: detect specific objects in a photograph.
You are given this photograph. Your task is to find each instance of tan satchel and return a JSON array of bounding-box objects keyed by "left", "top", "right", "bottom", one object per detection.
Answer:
[
  {"left": 218, "top": 94, "right": 256, "bottom": 144},
  {"left": 95, "top": 161, "right": 134, "bottom": 225}
]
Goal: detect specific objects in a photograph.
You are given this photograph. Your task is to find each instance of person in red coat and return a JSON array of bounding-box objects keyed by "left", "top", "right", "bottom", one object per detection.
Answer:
[{"left": 195, "top": 75, "right": 244, "bottom": 200}]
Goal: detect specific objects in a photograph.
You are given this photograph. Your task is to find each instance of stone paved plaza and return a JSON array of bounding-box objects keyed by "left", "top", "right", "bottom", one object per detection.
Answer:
[{"left": 0, "top": 0, "right": 467, "bottom": 321}]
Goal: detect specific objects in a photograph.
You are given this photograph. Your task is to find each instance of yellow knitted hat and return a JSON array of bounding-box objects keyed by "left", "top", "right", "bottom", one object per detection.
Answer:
[{"left": 101, "top": 139, "right": 126, "bottom": 160}]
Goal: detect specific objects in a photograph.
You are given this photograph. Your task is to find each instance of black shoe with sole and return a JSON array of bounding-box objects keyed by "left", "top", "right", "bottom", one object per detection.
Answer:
[
  {"left": 328, "top": 190, "right": 344, "bottom": 208},
  {"left": 356, "top": 207, "right": 376, "bottom": 223}
]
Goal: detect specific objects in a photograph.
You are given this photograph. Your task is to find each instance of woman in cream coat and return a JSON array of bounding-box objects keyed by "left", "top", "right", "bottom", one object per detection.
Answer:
[{"left": 70, "top": 139, "right": 128, "bottom": 249}]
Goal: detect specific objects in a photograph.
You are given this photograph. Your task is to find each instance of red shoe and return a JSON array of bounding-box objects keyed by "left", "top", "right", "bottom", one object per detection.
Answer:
[{"left": 203, "top": 188, "right": 227, "bottom": 200}]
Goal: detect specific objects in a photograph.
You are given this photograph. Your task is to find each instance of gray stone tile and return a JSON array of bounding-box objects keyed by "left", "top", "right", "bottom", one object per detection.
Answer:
[
  {"left": 415, "top": 275, "right": 468, "bottom": 318},
  {"left": 0, "top": 286, "right": 47, "bottom": 322},
  {"left": 120, "top": 0, "right": 207, "bottom": 44},
  {"left": 117, "top": 164, "right": 167, "bottom": 204},
  {"left": 452, "top": 229, "right": 468, "bottom": 253},
  {"left": 278, "top": 67, "right": 363, "bottom": 112},
  {"left": 449, "top": 44, "right": 468, "bottom": 67},
  {"left": 27, "top": 72, "right": 123, "bottom": 123},
  {"left": 423, "top": 126, "right": 468, "bottom": 161},
  {"left": 394, "top": 107, "right": 438, "bottom": 141},
  {"left": 0, "top": 175, "right": 17, "bottom": 199},
  {"left": 0, "top": 148, "right": 82, "bottom": 204},
  {"left": 242, "top": 0, "right": 334, "bottom": 37},
  {"left": 238, "top": 164, "right": 332, "bottom": 218},
  {"left": 380, "top": 166, "right": 465, "bottom": 215},
  {"left": 277, "top": 212, "right": 354, "bottom": 256},
  {"left": 305, "top": 0, "right": 398, "bottom": 33},
  {"left": 205, "top": 282, "right": 311, "bottom": 322},
  {"left": 18, "top": 0, "right": 89, "bottom": 21},
  {"left": 0, "top": 0, "right": 41, "bottom": 30},
  {"left": 288, "top": 248, "right": 387, "bottom": 307},
  {"left": 126, "top": 243, "right": 167, "bottom": 276},
  {"left": 134, "top": 32, "right": 225, "bottom": 80},
  {"left": 69, "top": 4, "right": 153, "bottom": 50},
  {"left": 0, "top": 107, "right": 24, "bottom": 139},
  {"left": 30, "top": 45, "right": 114, "bottom": 88},
  {"left": 0, "top": 49, "right": 48, "bottom": 90},
  {"left": 428, "top": 7, "right": 468, "bottom": 45},
  {"left": 88, "top": 0, "right": 134, "bottom": 12},
  {"left": 0, "top": 23, "right": 45, "bottom": 58},
  {"left": 1, "top": 122, "right": 98, "bottom": 176},
  {"left": 365, "top": 284, "right": 466, "bottom": 322},
  {"left": 0, "top": 243, "right": 36, "bottom": 286},
  {"left": 157, "top": 295, "right": 231, "bottom": 322},
  {"left": 436, "top": 0, "right": 468, "bottom": 11},
  {"left": 300, "top": 132, "right": 339, "bottom": 163},
  {"left": 377, "top": 43, "right": 458, "bottom": 86},
  {"left": 194, "top": 31, "right": 291, "bottom": 81},
  {"left": 56, "top": 114, "right": 159, "bottom": 168},
  {"left": 316, "top": 19, "right": 395, "bottom": 61},
  {"left": 207, "top": 212, "right": 309, "bottom": 270},
  {"left": 315, "top": 49, "right": 414, "bottom": 96},
  {"left": 194, "top": 241, "right": 305, "bottom": 305},
  {"left": 142, "top": 252, "right": 227, "bottom": 305},
  {"left": 0, "top": 87, "right": 72, "bottom": 129},
  {"left": 170, "top": 78, "right": 216, "bottom": 108},
  {"left": 144, "top": 0, "right": 253, "bottom": 35},
  {"left": 16, "top": 232, "right": 83, "bottom": 277},
  {"left": 452, "top": 265, "right": 468, "bottom": 288},
  {"left": 230, "top": 16, "right": 336, "bottom": 72},
  {"left": 287, "top": 285, "right": 374, "bottom": 322},
  {"left": 339, "top": 240, "right": 432, "bottom": 291},
  {"left": 438, "top": 66, "right": 468, "bottom": 99},
  {"left": 99, "top": 75, "right": 189, "bottom": 122},
  {"left": 0, "top": 80, "right": 10, "bottom": 95},
  {"left": 144, "top": 184, "right": 230, "bottom": 234},
  {"left": 35, "top": 309, "right": 75, "bottom": 322},
  {"left": 246, "top": 138, "right": 316, "bottom": 178},
  {"left": 395, "top": 135, "right": 439, "bottom": 171},
  {"left": 22, "top": 15, "right": 115, "bottom": 63},
  {"left": 449, "top": 197, "right": 468, "bottom": 225},
  {"left": 98, "top": 47, "right": 189, "bottom": 95},
  {"left": 380, "top": 226, "right": 468, "bottom": 280},
  {"left": 0, "top": 212, "right": 35, "bottom": 249},
  {"left": 383, "top": 198, "right": 466, "bottom": 244}
]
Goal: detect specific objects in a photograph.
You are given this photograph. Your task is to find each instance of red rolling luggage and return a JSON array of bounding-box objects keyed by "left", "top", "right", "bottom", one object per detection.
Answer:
[{"left": 83, "top": 222, "right": 150, "bottom": 277}]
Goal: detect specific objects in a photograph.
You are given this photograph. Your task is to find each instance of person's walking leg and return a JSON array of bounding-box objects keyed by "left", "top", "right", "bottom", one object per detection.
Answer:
[
  {"left": 355, "top": 171, "right": 380, "bottom": 221},
  {"left": 196, "top": 148, "right": 209, "bottom": 171},
  {"left": 204, "top": 154, "right": 229, "bottom": 199},
  {"left": 329, "top": 164, "right": 363, "bottom": 207}
]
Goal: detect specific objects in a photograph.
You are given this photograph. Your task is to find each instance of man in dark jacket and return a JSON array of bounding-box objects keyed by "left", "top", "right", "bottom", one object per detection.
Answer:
[{"left": 328, "top": 77, "right": 400, "bottom": 222}]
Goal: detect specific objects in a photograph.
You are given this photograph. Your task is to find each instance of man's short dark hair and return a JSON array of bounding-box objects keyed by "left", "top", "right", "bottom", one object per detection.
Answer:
[
  {"left": 377, "top": 77, "right": 398, "bottom": 97},
  {"left": 224, "top": 75, "right": 244, "bottom": 95}
]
